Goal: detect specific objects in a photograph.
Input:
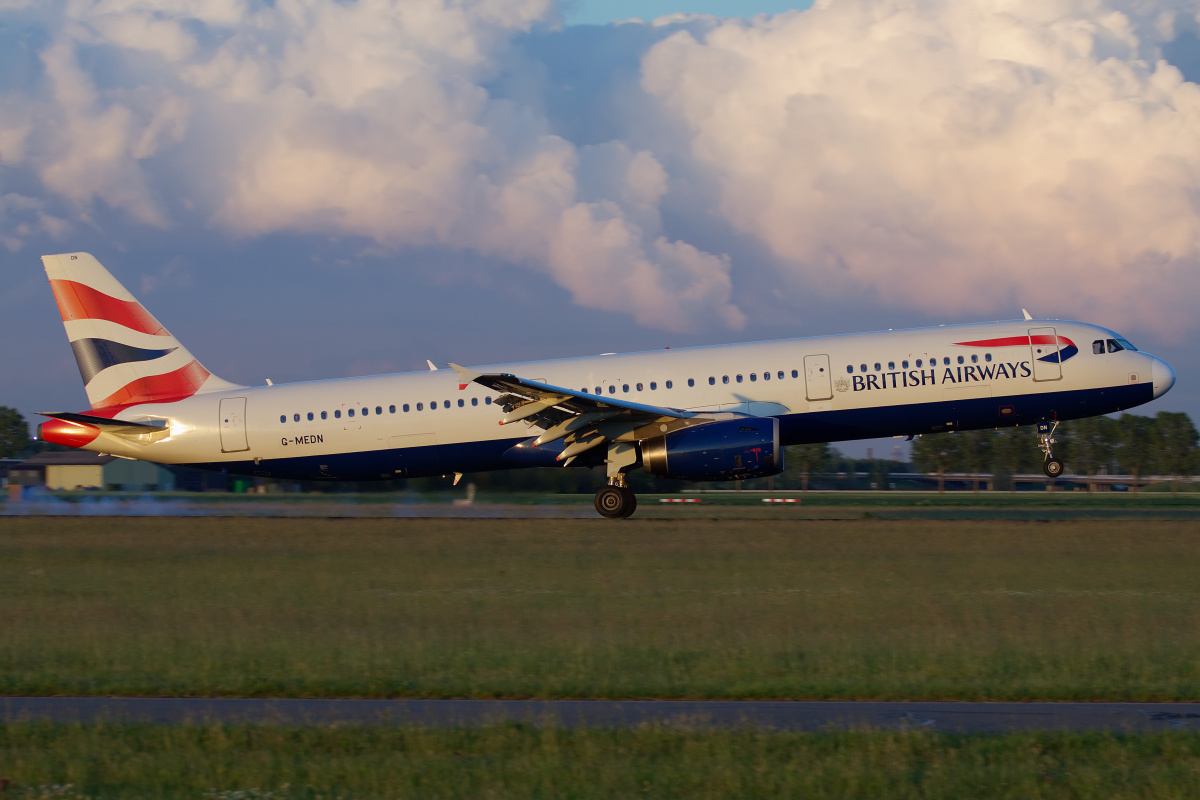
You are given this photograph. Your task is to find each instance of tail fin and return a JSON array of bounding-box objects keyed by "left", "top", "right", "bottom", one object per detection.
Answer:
[{"left": 42, "top": 252, "right": 241, "bottom": 410}]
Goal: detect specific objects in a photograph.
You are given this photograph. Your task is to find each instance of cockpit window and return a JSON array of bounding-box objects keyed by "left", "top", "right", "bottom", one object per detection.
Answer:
[
  {"left": 1107, "top": 339, "right": 1123, "bottom": 353},
  {"left": 1116, "top": 337, "right": 1137, "bottom": 351},
  {"left": 1093, "top": 340, "right": 1104, "bottom": 355}
]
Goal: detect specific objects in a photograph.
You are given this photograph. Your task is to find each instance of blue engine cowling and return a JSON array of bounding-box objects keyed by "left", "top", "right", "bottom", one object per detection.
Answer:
[{"left": 641, "top": 418, "right": 783, "bottom": 481}]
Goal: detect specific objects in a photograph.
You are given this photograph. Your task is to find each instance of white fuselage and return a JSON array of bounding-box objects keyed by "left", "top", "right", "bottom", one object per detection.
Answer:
[{"left": 72, "top": 319, "right": 1174, "bottom": 481}]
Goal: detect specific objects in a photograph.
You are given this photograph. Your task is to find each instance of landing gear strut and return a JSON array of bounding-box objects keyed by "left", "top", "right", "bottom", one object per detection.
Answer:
[
  {"left": 595, "top": 479, "right": 637, "bottom": 519},
  {"left": 1037, "top": 421, "right": 1064, "bottom": 479}
]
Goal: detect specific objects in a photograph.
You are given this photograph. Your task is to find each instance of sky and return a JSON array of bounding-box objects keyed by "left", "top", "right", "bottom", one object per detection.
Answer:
[{"left": 3, "top": 0, "right": 1200, "bottom": 463}]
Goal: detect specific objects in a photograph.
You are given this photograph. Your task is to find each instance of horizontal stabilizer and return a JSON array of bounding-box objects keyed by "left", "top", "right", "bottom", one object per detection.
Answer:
[{"left": 39, "top": 411, "right": 166, "bottom": 433}]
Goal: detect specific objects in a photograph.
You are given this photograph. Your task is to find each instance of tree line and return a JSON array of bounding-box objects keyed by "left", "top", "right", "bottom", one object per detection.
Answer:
[{"left": 911, "top": 411, "right": 1200, "bottom": 488}]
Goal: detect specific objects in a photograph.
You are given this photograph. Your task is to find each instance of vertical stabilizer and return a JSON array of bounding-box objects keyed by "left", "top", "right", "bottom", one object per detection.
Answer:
[{"left": 42, "top": 252, "right": 241, "bottom": 410}]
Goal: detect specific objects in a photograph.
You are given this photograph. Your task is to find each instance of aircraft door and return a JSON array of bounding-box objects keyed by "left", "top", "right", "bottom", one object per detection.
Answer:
[
  {"left": 803, "top": 354, "right": 834, "bottom": 401},
  {"left": 220, "top": 396, "right": 250, "bottom": 452},
  {"left": 1029, "top": 327, "right": 1062, "bottom": 382}
]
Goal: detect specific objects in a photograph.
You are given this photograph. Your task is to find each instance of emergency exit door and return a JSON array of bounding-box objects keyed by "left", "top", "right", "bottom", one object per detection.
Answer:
[
  {"left": 219, "top": 396, "right": 250, "bottom": 452},
  {"left": 1029, "top": 327, "right": 1062, "bottom": 382},
  {"left": 804, "top": 354, "right": 833, "bottom": 401}
]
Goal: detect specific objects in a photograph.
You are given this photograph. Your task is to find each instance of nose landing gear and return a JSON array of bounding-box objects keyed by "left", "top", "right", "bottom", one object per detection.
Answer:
[
  {"left": 595, "top": 479, "right": 637, "bottom": 519},
  {"left": 1038, "top": 421, "right": 1064, "bottom": 478}
]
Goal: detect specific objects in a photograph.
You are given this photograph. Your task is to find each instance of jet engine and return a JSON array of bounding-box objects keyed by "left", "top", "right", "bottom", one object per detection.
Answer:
[{"left": 641, "top": 418, "right": 783, "bottom": 481}]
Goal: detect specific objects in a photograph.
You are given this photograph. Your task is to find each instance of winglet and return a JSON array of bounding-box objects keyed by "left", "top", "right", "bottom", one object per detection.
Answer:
[
  {"left": 426, "top": 360, "right": 439, "bottom": 371},
  {"left": 1022, "top": 308, "right": 1033, "bottom": 320},
  {"left": 448, "top": 362, "right": 482, "bottom": 391}
]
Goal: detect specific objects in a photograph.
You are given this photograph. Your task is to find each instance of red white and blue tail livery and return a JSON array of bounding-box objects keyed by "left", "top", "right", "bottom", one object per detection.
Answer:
[{"left": 37, "top": 252, "right": 1176, "bottom": 517}]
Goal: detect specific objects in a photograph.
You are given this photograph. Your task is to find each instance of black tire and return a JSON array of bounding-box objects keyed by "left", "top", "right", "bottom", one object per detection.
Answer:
[
  {"left": 595, "top": 485, "right": 629, "bottom": 518},
  {"left": 618, "top": 487, "right": 638, "bottom": 518},
  {"left": 1043, "top": 457, "right": 1064, "bottom": 479}
]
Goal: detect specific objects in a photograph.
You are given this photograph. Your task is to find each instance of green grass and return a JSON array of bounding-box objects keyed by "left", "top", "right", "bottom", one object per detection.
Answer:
[
  {"left": 2, "top": 723, "right": 1200, "bottom": 799},
  {"left": 3, "top": 517, "right": 1200, "bottom": 700}
]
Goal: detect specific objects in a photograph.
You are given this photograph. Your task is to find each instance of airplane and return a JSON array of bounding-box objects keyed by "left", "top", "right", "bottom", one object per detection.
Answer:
[{"left": 36, "top": 252, "right": 1175, "bottom": 517}]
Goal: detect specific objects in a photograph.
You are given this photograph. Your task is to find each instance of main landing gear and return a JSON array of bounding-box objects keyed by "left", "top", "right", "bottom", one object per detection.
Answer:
[
  {"left": 595, "top": 480, "right": 637, "bottom": 519},
  {"left": 1037, "top": 421, "right": 1065, "bottom": 479}
]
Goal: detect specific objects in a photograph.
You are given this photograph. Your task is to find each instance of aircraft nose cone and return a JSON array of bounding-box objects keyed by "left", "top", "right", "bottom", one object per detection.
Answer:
[{"left": 1152, "top": 356, "right": 1176, "bottom": 399}]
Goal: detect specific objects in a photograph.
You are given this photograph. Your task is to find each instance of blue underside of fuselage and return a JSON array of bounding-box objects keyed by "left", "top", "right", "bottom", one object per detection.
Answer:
[{"left": 188, "top": 382, "right": 1154, "bottom": 482}]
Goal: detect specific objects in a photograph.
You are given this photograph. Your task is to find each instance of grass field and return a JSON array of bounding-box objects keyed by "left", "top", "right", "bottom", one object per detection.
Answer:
[
  {"left": 2, "top": 724, "right": 1200, "bottom": 799},
  {"left": 2, "top": 517, "right": 1200, "bottom": 700}
]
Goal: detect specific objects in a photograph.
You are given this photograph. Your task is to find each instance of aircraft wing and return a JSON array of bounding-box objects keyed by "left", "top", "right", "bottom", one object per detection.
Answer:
[{"left": 449, "top": 363, "right": 705, "bottom": 464}]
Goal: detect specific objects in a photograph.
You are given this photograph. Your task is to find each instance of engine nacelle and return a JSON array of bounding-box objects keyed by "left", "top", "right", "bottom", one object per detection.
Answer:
[{"left": 641, "top": 418, "right": 783, "bottom": 481}]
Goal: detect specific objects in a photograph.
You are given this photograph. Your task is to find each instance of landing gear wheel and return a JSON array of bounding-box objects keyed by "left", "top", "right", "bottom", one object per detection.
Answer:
[
  {"left": 1043, "top": 457, "right": 1064, "bottom": 479},
  {"left": 595, "top": 485, "right": 630, "bottom": 518},
  {"left": 618, "top": 487, "right": 637, "bottom": 518}
]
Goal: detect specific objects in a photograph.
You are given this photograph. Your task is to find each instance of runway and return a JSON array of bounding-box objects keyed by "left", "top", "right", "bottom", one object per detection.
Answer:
[{"left": 3, "top": 698, "right": 1199, "bottom": 733}]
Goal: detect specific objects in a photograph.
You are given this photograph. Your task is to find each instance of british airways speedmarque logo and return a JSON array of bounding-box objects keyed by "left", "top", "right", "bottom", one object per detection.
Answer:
[{"left": 953, "top": 335, "right": 1078, "bottom": 364}]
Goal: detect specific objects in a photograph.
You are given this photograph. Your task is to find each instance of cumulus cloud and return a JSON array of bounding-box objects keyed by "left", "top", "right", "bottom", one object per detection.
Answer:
[
  {"left": 2, "top": 0, "right": 1200, "bottom": 339},
  {"left": 640, "top": 0, "right": 1200, "bottom": 337},
  {"left": 0, "top": 0, "right": 742, "bottom": 333}
]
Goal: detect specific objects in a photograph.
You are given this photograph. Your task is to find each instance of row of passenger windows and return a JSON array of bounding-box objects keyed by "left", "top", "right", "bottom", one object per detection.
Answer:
[
  {"left": 846, "top": 354, "right": 994, "bottom": 374},
  {"left": 279, "top": 369, "right": 810, "bottom": 423},
  {"left": 580, "top": 370, "right": 801, "bottom": 395},
  {"left": 280, "top": 396, "right": 494, "bottom": 423}
]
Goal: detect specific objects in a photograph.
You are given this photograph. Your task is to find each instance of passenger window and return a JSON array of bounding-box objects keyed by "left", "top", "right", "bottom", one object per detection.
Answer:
[
  {"left": 307, "top": 412, "right": 314, "bottom": 421},
  {"left": 348, "top": 408, "right": 355, "bottom": 417},
  {"left": 485, "top": 397, "right": 492, "bottom": 405},
  {"left": 778, "top": 371, "right": 785, "bottom": 380},
  {"left": 687, "top": 379, "right": 694, "bottom": 387},
  {"left": 666, "top": 380, "right": 673, "bottom": 389},
  {"left": 471, "top": 398, "right": 478, "bottom": 406},
  {"left": 321, "top": 411, "right": 327, "bottom": 420},
  {"left": 335, "top": 410, "right": 342, "bottom": 419},
  {"left": 650, "top": 382, "right": 656, "bottom": 390},
  {"left": 985, "top": 353, "right": 992, "bottom": 362},
  {"left": 376, "top": 406, "right": 383, "bottom": 415},
  {"left": 735, "top": 374, "right": 743, "bottom": 383},
  {"left": 944, "top": 357, "right": 951, "bottom": 366},
  {"left": 902, "top": 361, "right": 909, "bottom": 369},
  {"left": 608, "top": 385, "right": 616, "bottom": 395},
  {"left": 403, "top": 404, "right": 410, "bottom": 412},
  {"left": 846, "top": 366, "right": 853, "bottom": 374},
  {"left": 416, "top": 403, "right": 423, "bottom": 411},
  {"left": 888, "top": 362, "right": 895, "bottom": 370},
  {"left": 279, "top": 415, "right": 286, "bottom": 424},
  {"left": 1107, "top": 339, "right": 1123, "bottom": 353},
  {"left": 874, "top": 363, "right": 881, "bottom": 372},
  {"left": 623, "top": 385, "right": 629, "bottom": 393},
  {"left": 709, "top": 377, "right": 716, "bottom": 385},
  {"left": 595, "top": 387, "right": 602, "bottom": 394},
  {"left": 970, "top": 355, "right": 978, "bottom": 364},
  {"left": 749, "top": 373, "right": 757, "bottom": 382},
  {"left": 444, "top": 400, "right": 450, "bottom": 408},
  {"left": 290, "top": 413, "right": 298, "bottom": 422},
  {"left": 637, "top": 383, "right": 643, "bottom": 391},
  {"left": 957, "top": 356, "right": 964, "bottom": 365},
  {"left": 860, "top": 364, "right": 867, "bottom": 373},
  {"left": 1093, "top": 340, "right": 1105, "bottom": 354},
  {"left": 458, "top": 399, "right": 464, "bottom": 407},
  {"left": 722, "top": 376, "right": 730, "bottom": 384},
  {"left": 916, "top": 359, "right": 923, "bottom": 368},
  {"left": 791, "top": 370, "right": 798, "bottom": 378},
  {"left": 763, "top": 372, "right": 771, "bottom": 381},
  {"left": 389, "top": 405, "right": 395, "bottom": 413}
]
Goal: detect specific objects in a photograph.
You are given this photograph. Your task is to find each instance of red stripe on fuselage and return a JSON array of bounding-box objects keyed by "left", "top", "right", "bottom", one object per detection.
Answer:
[
  {"left": 954, "top": 335, "right": 1075, "bottom": 348},
  {"left": 91, "top": 359, "right": 210, "bottom": 409},
  {"left": 49, "top": 280, "right": 168, "bottom": 336}
]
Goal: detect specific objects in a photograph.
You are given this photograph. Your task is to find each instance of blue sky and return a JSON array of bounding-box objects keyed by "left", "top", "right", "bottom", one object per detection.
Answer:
[{"left": 2, "top": 0, "right": 1198, "bottom": 464}]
